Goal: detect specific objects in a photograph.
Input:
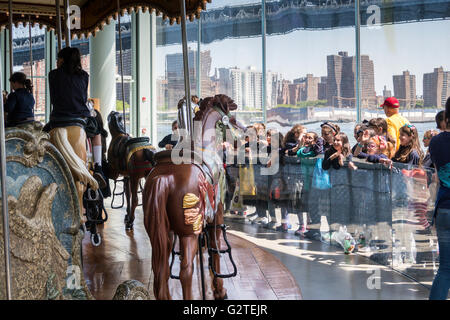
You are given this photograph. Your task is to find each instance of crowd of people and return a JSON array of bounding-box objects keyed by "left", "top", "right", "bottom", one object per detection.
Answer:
[{"left": 225, "top": 96, "right": 450, "bottom": 300}]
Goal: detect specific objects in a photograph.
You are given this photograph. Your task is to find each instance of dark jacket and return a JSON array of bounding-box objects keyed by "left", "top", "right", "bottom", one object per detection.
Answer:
[
  {"left": 49, "top": 67, "right": 90, "bottom": 119},
  {"left": 4, "top": 88, "right": 35, "bottom": 127},
  {"left": 392, "top": 147, "right": 421, "bottom": 166},
  {"left": 323, "top": 147, "right": 353, "bottom": 170},
  {"left": 158, "top": 134, "right": 178, "bottom": 149}
]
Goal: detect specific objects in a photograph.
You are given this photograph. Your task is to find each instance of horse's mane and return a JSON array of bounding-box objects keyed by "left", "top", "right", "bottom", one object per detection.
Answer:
[{"left": 193, "top": 94, "right": 236, "bottom": 121}]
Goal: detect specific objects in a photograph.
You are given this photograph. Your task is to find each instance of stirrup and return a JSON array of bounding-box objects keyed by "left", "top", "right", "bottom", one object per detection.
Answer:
[
  {"left": 204, "top": 224, "right": 238, "bottom": 279},
  {"left": 111, "top": 178, "right": 125, "bottom": 209},
  {"left": 169, "top": 234, "right": 181, "bottom": 280}
]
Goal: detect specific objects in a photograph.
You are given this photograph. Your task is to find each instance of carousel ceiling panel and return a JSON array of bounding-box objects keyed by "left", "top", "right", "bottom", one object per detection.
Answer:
[{"left": 0, "top": 0, "right": 211, "bottom": 38}]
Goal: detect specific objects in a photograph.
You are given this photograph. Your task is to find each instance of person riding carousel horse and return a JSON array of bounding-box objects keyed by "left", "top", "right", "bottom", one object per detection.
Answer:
[
  {"left": 43, "top": 47, "right": 108, "bottom": 226},
  {"left": 3, "top": 72, "right": 35, "bottom": 128},
  {"left": 143, "top": 94, "right": 244, "bottom": 300}
]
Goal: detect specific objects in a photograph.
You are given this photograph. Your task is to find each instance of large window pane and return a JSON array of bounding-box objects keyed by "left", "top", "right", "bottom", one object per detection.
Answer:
[
  {"left": 116, "top": 13, "right": 134, "bottom": 134},
  {"left": 361, "top": 11, "right": 450, "bottom": 287},
  {"left": 200, "top": 0, "right": 263, "bottom": 125},
  {"left": 156, "top": 16, "right": 198, "bottom": 146},
  {"left": 12, "top": 23, "right": 46, "bottom": 122},
  {"left": 265, "top": 1, "right": 356, "bottom": 140}
]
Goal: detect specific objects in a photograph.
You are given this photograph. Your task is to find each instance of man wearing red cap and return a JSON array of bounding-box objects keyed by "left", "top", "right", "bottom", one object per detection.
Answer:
[{"left": 381, "top": 97, "right": 410, "bottom": 151}]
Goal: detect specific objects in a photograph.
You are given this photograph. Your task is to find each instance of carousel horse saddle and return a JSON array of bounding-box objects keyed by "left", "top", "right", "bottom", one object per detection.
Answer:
[
  {"left": 110, "top": 135, "right": 152, "bottom": 171},
  {"left": 43, "top": 117, "right": 87, "bottom": 132},
  {"left": 154, "top": 149, "right": 216, "bottom": 185}
]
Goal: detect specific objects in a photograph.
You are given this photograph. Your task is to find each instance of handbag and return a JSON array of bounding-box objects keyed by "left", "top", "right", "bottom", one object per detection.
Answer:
[
  {"left": 239, "top": 164, "right": 256, "bottom": 196},
  {"left": 312, "top": 158, "right": 332, "bottom": 190}
]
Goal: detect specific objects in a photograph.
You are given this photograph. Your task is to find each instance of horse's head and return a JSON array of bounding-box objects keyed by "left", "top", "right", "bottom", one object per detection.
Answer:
[
  {"left": 195, "top": 94, "right": 246, "bottom": 137},
  {"left": 107, "top": 111, "right": 126, "bottom": 136}
]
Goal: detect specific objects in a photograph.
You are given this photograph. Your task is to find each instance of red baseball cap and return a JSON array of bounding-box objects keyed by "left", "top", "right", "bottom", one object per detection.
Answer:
[{"left": 380, "top": 97, "right": 400, "bottom": 108}]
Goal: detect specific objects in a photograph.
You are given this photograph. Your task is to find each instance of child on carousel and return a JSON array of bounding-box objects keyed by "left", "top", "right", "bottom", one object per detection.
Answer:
[{"left": 46, "top": 47, "right": 107, "bottom": 189}]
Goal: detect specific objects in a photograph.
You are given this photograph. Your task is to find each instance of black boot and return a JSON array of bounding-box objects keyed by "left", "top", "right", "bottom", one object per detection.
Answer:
[{"left": 93, "top": 163, "right": 107, "bottom": 189}]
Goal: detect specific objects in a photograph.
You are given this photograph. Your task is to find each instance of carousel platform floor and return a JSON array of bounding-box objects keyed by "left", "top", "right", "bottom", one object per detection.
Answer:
[{"left": 82, "top": 202, "right": 302, "bottom": 300}]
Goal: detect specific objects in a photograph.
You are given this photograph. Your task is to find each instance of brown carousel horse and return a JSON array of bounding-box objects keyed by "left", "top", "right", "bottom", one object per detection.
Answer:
[
  {"left": 106, "top": 111, "right": 155, "bottom": 230},
  {"left": 143, "top": 94, "right": 245, "bottom": 300}
]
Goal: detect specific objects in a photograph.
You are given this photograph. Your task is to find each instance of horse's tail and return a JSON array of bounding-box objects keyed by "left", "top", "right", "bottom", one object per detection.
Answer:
[
  {"left": 144, "top": 175, "right": 171, "bottom": 299},
  {"left": 52, "top": 127, "right": 99, "bottom": 190}
]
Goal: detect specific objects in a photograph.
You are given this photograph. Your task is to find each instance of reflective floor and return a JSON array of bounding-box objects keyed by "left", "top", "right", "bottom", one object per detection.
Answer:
[
  {"left": 224, "top": 211, "right": 432, "bottom": 300},
  {"left": 81, "top": 180, "right": 433, "bottom": 300},
  {"left": 81, "top": 199, "right": 302, "bottom": 300}
]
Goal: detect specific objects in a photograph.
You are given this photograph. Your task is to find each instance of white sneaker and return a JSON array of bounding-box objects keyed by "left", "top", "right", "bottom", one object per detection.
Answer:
[{"left": 253, "top": 217, "right": 268, "bottom": 225}]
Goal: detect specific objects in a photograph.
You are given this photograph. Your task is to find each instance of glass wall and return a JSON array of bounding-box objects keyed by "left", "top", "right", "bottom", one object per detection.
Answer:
[
  {"left": 12, "top": 23, "right": 46, "bottom": 122},
  {"left": 146, "top": 0, "right": 446, "bottom": 290},
  {"left": 200, "top": 0, "right": 263, "bottom": 125},
  {"left": 155, "top": 16, "right": 199, "bottom": 145},
  {"left": 116, "top": 12, "right": 134, "bottom": 134}
]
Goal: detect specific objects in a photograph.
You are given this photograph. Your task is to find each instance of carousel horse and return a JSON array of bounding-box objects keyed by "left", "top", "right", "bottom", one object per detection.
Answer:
[
  {"left": 106, "top": 111, "right": 155, "bottom": 230},
  {"left": 143, "top": 94, "right": 245, "bottom": 300},
  {"left": 45, "top": 117, "right": 100, "bottom": 223}
]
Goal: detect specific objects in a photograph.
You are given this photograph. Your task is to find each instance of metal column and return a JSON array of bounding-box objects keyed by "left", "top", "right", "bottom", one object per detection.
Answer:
[
  {"left": 28, "top": 16, "right": 33, "bottom": 90},
  {"left": 196, "top": 17, "right": 201, "bottom": 98},
  {"left": 55, "top": 0, "right": 62, "bottom": 51},
  {"left": 117, "top": 0, "right": 127, "bottom": 133},
  {"left": 180, "top": 0, "right": 193, "bottom": 135},
  {"left": 2, "top": 0, "right": 13, "bottom": 302},
  {"left": 355, "top": 0, "right": 362, "bottom": 123},
  {"left": 63, "top": 0, "right": 71, "bottom": 47},
  {"left": 261, "top": 0, "right": 267, "bottom": 126},
  {"left": 8, "top": 0, "right": 13, "bottom": 77}
]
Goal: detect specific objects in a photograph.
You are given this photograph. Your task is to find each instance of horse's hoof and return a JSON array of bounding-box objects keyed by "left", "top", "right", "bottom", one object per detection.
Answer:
[
  {"left": 214, "top": 289, "right": 228, "bottom": 300},
  {"left": 125, "top": 224, "right": 134, "bottom": 231}
]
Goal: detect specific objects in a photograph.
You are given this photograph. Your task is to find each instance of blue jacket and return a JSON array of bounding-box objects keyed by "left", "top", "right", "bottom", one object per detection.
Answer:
[{"left": 4, "top": 88, "right": 35, "bottom": 126}]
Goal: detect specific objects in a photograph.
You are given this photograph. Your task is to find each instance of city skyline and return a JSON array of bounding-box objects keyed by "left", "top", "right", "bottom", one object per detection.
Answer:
[
  {"left": 157, "top": 19, "right": 450, "bottom": 97},
  {"left": 159, "top": 47, "right": 449, "bottom": 110}
]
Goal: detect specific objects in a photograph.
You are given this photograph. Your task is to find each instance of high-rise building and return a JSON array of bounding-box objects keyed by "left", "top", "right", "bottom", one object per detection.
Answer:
[
  {"left": 326, "top": 51, "right": 375, "bottom": 108},
  {"left": 423, "top": 67, "right": 450, "bottom": 108},
  {"left": 266, "top": 71, "right": 279, "bottom": 109},
  {"left": 318, "top": 77, "right": 327, "bottom": 100},
  {"left": 218, "top": 66, "right": 276, "bottom": 110},
  {"left": 393, "top": 70, "right": 416, "bottom": 109},
  {"left": 383, "top": 85, "right": 392, "bottom": 99},
  {"left": 165, "top": 49, "right": 215, "bottom": 110}
]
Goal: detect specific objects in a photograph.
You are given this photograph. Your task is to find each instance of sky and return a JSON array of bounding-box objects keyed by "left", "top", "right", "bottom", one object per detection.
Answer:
[{"left": 156, "top": 2, "right": 450, "bottom": 97}]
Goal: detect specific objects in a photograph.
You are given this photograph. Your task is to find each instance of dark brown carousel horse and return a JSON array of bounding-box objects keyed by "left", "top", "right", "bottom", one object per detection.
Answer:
[
  {"left": 143, "top": 94, "right": 245, "bottom": 300},
  {"left": 106, "top": 111, "right": 155, "bottom": 230}
]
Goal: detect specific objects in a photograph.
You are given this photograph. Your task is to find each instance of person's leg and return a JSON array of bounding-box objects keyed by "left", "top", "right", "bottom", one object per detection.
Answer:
[
  {"left": 91, "top": 134, "right": 106, "bottom": 188},
  {"left": 429, "top": 209, "right": 450, "bottom": 300},
  {"left": 253, "top": 200, "right": 268, "bottom": 224},
  {"left": 265, "top": 200, "right": 277, "bottom": 229},
  {"left": 276, "top": 205, "right": 290, "bottom": 232}
]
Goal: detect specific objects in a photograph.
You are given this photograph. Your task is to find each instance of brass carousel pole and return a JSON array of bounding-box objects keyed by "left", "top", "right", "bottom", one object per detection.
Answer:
[
  {"left": 117, "top": 0, "right": 127, "bottom": 133},
  {"left": 55, "top": 0, "right": 62, "bottom": 51},
  {"left": 8, "top": 0, "right": 13, "bottom": 76},
  {"left": 63, "top": 0, "right": 71, "bottom": 47},
  {"left": 1, "top": 0, "right": 13, "bottom": 302},
  {"left": 180, "top": 0, "right": 193, "bottom": 135},
  {"left": 28, "top": 16, "right": 34, "bottom": 94}
]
